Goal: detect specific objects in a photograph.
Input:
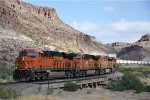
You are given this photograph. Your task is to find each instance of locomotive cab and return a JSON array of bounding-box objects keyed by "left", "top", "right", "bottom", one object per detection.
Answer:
[
  {"left": 15, "top": 49, "right": 42, "bottom": 69},
  {"left": 19, "top": 51, "right": 38, "bottom": 58},
  {"left": 19, "top": 49, "right": 43, "bottom": 57},
  {"left": 13, "top": 49, "right": 43, "bottom": 81}
]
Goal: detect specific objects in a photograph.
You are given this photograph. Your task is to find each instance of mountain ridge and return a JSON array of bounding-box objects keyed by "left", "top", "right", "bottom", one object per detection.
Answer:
[{"left": 108, "top": 34, "right": 150, "bottom": 60}]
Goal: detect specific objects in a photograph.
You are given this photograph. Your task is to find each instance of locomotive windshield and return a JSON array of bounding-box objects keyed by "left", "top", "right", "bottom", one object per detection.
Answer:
[
  {"left": 27, "top": 52, "right": 38, "bottom": 58},
  {"left": 19, "top": 52, "right": 38, "bottom": 58},
  {"left": 19, "top": 52, "right": 27, "bottom": 57}
]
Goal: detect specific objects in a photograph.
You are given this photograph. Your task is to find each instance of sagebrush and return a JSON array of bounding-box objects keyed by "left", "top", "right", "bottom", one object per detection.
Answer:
[{"left": 64, "top": 82, "right": 78, "bottom": 91}]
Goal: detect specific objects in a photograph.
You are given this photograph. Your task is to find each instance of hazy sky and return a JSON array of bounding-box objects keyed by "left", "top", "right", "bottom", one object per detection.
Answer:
[{"left": 24, "top": 0, "right": 150, "bottom": 43}]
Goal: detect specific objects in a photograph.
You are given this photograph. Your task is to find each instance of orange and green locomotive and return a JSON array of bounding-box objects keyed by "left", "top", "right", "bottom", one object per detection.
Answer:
[{"left": 13, "top": 49, "right": 117, "bottom": 81}]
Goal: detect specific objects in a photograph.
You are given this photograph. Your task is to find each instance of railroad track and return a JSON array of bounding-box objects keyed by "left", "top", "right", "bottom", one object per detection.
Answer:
[
  {"left": 0, "top": 74, "right": 108, "bottom": 85},
  {"left": 32, "top": 74, "right": 107, "bottom": 85},
  {"left": 0, "top": 72, "right": 120, "bottom": 87},
  {"left": 0, "top": 72, "right": 122, "bottom": 92},
  {"left": 0, "top": 81, "right": 21, "bottom": 85}
]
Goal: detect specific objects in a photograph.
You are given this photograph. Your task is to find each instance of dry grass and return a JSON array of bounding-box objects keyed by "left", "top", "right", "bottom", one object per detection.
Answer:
[
  {"left": 15, "top": 86, "right": 150, "bottom": 100},
  {"left": 18, "top": 94, "right": 59, "bottom": 100},
  {"left": 18, "top": 92, "right": 109, "bottom": 100},
  {"left": 81, "top": 94, "right": 109, "bottom": 100}
]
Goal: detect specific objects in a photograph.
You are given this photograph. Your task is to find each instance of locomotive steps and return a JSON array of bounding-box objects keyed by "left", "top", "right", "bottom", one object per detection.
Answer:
[{"left": 0, "top": 72, "right": 123, "bottom": 95}]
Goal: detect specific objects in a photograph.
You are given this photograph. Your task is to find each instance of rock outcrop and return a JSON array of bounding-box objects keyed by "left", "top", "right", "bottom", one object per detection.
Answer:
[
  {"left": 116, "top": 34, "right": 150, "bottom": 60},
  {"left": 107, "top": 42, "right": 131, "bottom": 50},
  {"left": 117, "top": 45, "right": 150, "bottom": 60},
  {"left": 136, "top": 33, "right": 150, "bottom": 48},
  {"left": 138, "top": 34, "right": 150, "bottom": 42}
]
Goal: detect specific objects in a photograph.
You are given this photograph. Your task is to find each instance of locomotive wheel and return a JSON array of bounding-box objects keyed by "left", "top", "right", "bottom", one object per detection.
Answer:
[
  {"left": 83, "top": 72, "right": 86, "bottom": 76},
  {"left": 35, "top": 77, "right": 38, "bottom": 81},
  {"left": 34, "top": 73, "right": 41, "bottom": 81},
  {"left": 25, "top": 77, "right": 31, "bottom": 81},
  {"left": 40, "top": 77, "right": 43, "bottom": 80},
  {"left": 82, "top": 71, "right": 87, "bottom": 77},
  {"left": 70, "top": 75, "right": 74, "bottom": 77},
  {"left": 73, "top": 72, "right": 79, "bottom": 77},
  {"left": 65, "top": 73, "right": 69, "bottom": 78},
  {"left": 65, "top": 71, "right": 73, "bottom": 78},
  {"left": 110, "top": 68, "right": 113, "bottom": 73},
  {"left": 95, "top": 70, "right": 100, "bottom": 75},
  {"left": 100, "top": 69, "right": 105, "bottom": 75},
  {"left": 81, "top": 73, "right": 84, "bottom": 76}
]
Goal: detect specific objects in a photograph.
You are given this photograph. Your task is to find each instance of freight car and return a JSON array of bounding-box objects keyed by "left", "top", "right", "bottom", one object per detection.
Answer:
[{"left": 13, "top": 49, "right": 117, "bottom": 81}]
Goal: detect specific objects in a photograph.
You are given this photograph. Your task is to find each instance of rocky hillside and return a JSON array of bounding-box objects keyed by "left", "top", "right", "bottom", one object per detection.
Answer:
[
  {"left": 136, "top": 34, "right": 150, "bottom": 48},
  {"left": 117, "top": 34, "right": 150, "bottom": 60},
  {"left": 138, "top": 34, "right": 150, "bottom": 42},
  {"left": 117, "top": 45, "right": 150, "bottom": 60},
  {"left": 0, "top": 0, "right": 115, "bottom": 67}
]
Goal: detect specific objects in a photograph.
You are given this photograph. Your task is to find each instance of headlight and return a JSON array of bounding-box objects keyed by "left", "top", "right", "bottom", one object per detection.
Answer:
[{"left": 22, "top": 57, "right": 25, "bottom": 61}]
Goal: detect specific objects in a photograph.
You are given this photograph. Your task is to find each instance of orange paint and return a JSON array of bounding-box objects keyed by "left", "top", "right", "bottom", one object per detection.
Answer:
[{"left": 15, "top": 49, "right": 117, "bottom": 70}]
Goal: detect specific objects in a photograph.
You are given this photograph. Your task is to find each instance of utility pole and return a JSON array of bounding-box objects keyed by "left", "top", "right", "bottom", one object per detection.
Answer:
[{"left": 47, "top": 70, "right": 51, "bottom": 90}]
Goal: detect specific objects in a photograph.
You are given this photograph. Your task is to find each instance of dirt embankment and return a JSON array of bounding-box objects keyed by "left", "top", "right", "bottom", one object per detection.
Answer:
[{"left": 20, "top": 87, "right": 150, "bottom": 100}]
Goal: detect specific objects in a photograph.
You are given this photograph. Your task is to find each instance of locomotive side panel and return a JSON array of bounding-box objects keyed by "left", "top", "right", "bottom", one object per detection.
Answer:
[{"left": 100, "top": 60, "right": 109, "bottom": 69}]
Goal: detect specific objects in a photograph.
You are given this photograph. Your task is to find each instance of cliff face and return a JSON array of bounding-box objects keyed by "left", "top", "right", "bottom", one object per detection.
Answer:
[
  {"left": 0, "top": 0, "right": 115, "bottom": 67},
  {"left": 117, "top": 45, "right": 150, "bottom": 60},
  {"left": 107, "top": 42, "right": 131, "bottom": 50},
  {"left": 136, "top": 34, "right": 150, "bottom": 48},
  {"left": 138, "top": 34, "right": 150, "bottom": 42},
  {"left": 0, "top": 0, "right": 112, "bottom": 54}
]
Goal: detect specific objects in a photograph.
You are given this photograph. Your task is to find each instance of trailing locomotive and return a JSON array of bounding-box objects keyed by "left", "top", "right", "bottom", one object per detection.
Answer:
[{"left": 13, "top": 49, "right": 117, "bottom": 81}]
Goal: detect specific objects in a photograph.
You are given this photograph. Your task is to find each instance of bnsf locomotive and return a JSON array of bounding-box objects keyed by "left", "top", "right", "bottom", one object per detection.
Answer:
[{"left": 13, "top": 49, "right": 117, "bottom": 81}]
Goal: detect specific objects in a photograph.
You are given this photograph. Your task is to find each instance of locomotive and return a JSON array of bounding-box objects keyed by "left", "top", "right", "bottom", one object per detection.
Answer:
[{"left": 13, "top": 49, "right": 117, "bottom": 81}]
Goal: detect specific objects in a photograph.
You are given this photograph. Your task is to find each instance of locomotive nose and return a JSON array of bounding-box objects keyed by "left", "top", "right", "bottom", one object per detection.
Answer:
[{"left": 15, "top": 56, "right": 32, "bottom": 69}]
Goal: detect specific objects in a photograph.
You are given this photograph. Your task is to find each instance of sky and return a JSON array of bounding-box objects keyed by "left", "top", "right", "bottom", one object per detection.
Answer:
[{"left": 24, "top": 0, "right": 150, "bottom": 44}]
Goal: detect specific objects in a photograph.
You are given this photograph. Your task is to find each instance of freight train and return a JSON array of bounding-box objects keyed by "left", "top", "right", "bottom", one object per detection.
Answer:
[{"left": 13, "top": 49, "right": 117, "bottom": 81}]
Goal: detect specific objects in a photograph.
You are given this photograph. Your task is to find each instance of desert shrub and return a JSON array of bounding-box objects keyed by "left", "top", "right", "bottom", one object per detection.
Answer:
[
  {"left": 125, "top": 71, "right": 145, "bottom": 77},
  {"left": 86, "top": 90, "right": 92, "bottom": 94},
  {"left": 132, "top": 67, "right": 150, "bottom": 77},
  {"left": 37, "top": 86, "right": 42, "bottom": 93},
  {"left": 119, "top": 66, "right": 150, "bottom": 78},
  {"left": 64, "top": 82, "right": 78, "bottom": 91},
  {"left": 68, "top": 49, "right": 74, "bottom": 53},
  {"left": 107, "top": 66, "right": 150, "bottom": 93},
  {"left": 0, "top": 88, "right": 21, "bottom": 99},
  {"left": 106, "top": 74, "right": 146, "bottom": 92},
  {"left": 47, "top": 87, "right": 54, "bottom": 95},
  {"left": 79, "top": 49, "right": 84, "bottom": 53},
  {"left": 0, "top": 67, "right": 13, "bottom": 80}
]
